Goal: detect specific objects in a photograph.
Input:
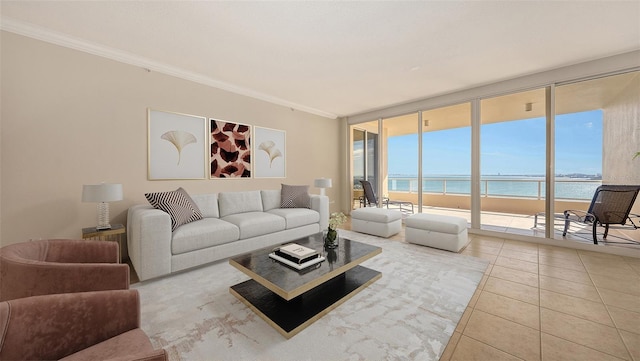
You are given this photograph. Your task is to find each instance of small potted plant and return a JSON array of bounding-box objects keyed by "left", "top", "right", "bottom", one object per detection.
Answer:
[{"left": 324, "top": 212, "right": 347, "bottom": 249}]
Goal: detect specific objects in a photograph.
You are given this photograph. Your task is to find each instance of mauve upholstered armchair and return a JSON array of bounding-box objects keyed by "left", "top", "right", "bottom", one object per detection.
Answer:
[
  {"left": 0, "top": 289, "right": 167, "bottom": 361},
  {"left": 0, "top": 239, "right": 130, "bottom": 301}
]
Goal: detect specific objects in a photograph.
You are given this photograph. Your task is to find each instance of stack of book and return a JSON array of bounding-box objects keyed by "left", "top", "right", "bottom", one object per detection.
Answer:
[{"left": 269, "top": 243, "right": 325, "bottom": 270}]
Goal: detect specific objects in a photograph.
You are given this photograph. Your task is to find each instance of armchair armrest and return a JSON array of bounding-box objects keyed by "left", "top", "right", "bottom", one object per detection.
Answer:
[
  {"left": 45, "top": 239, "right": 120, "bottom": 263},
  {"left": 0, "top": 290, "right": 141, "bottom": 361},
  {"left": 0, "top": 258, "right": 129, "bottom": 301},
  {"left": 0, "top": 239, "right": 130, "bottom": 301}
]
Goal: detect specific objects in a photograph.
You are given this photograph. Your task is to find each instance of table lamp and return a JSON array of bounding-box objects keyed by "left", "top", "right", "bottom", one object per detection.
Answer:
[
  {"left": 314, "top": 178, "right": 332, "bottom": 197},
  {"left": 82, "top": 183, "right": 123, "bottom": 230}
]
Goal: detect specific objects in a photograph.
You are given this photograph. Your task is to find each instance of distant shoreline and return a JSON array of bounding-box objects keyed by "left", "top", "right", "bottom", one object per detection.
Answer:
[
  {"left": 388, "top": 174, "right": 602, "bottom": 180},
  {"left": 379, "top": 176, "right": 602, "bottom": 200}
]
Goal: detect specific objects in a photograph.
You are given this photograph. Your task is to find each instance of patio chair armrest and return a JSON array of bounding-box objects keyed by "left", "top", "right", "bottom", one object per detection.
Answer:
[{"left": 563, "top": 209, "right": 594, "bottom": 222}]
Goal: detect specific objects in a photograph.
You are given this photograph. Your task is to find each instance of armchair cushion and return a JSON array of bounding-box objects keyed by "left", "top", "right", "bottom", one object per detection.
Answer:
[
  {"left": 60, "top": 330, "right": 167, "bottom": 361},
  {"left": 0, "top": 239, "right": 129, "bottom": 301},
  {"left": 0, "top": 290, "right": 166, "bottom": 361}
]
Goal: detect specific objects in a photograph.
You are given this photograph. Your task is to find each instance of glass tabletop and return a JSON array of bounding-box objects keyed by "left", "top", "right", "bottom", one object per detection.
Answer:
[{"left": 229, "top": 232, "right": 381, "bottom": 298}]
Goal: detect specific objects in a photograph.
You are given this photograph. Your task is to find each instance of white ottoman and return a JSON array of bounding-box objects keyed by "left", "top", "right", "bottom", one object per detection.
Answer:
[
  {"left": 351, "top": 207, "right": 402, "bottom": 238},
  {"left": 405, "top": 213, "right": 469, "bottom": 252}
]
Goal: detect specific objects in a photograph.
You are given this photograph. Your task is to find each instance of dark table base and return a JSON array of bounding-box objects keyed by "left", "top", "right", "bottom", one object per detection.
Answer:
[{"left": 229, "top": 265, "right": 382, "bottom": 338}]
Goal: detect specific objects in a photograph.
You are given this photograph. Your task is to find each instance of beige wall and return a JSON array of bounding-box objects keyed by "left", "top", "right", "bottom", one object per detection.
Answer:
[
  {"left": 603, "top": 73, "right": 640, "bottom": 214},
  {"left": 0, "top": 31, "right": 342, "bottom": 247}
]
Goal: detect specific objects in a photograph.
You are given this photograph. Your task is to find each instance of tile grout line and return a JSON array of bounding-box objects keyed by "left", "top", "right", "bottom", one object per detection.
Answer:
[
  {"left": 451, "top": 235, "right": 640, "bottom": 360},
  {"left": 582, "top": 252, "right": 636, "bottom": 361},
  {"left": 452, "top": 238, "right": 536, "bottom": 361},
  {"left": 537, "top": 245, "right": 634, "bottom": 361},
  {"left": 446, "top": 237, "right": 498, "bottom": 360},
  {"left": 538, "top": 245, "right": 543, "bottom": 361},
  {"left": 487, "top": 242, "right": 634, "bottom": 361}
]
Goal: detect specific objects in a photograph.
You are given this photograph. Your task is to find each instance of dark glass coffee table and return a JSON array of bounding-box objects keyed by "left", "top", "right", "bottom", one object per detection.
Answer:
[{"left": 229, "top": 232, "right": 382, "bottom": 338}]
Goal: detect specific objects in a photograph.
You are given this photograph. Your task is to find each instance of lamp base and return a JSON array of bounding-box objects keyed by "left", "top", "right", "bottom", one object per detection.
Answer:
[{"left": 96, "top": 202, "right": 111, "bottom": 231}]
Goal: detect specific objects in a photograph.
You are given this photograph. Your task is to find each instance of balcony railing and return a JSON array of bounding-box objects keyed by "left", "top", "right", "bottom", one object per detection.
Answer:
[{"left": 386, "top": 177, "right": 602, "bottom": 201}]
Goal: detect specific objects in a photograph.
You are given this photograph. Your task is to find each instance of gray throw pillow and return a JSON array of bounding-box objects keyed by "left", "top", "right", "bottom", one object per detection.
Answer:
[
  {"left": 145, "top": 187, "right": 203, "bottom": 231},
  {"left": 280, "top": 184, "right": 311, "bottom": 208}
]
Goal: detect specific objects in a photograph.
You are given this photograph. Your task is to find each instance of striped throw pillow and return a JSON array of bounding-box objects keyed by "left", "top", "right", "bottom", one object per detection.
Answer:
[
  {"left": 280, "top": 184, "right": 310, "bottom": 208},
  {"left": 145, "top": 188, "right": 203, "bottom": 231}
]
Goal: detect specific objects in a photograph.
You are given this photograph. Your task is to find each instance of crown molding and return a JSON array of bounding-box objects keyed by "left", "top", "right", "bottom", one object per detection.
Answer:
[{"left": 0, "top": 17, "right": 338, "bottom": 119}]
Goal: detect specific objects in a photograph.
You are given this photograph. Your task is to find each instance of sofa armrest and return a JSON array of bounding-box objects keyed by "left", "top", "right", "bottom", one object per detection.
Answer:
[
  {"left": 310, "top": 195, "right": 329, "bottom": 229},
  {"left": 127, "top": 205, "right": 173, "bottom": 281},
  {"left": 0, "top": 290, "right": 141, "bottom": 361}
]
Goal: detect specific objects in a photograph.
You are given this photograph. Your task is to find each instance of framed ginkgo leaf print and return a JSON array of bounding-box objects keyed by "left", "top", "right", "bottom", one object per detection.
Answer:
[
  {"left": 254, "top": 126, "right": 286, "bottom": 178},
  {"left": 148, "top": 109, "right": 207, "bottom": 180}
]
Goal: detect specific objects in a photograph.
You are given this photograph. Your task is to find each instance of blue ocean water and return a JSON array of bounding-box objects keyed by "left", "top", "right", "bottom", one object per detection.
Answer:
[{"left": 387, "top": 176, "right": 601, "bottom": 200}]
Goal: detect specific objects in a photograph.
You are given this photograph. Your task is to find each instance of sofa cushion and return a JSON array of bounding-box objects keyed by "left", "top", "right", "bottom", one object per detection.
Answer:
[
  {"left": 145, "top": 188, "right": 203, "bottom": 231},
  {"left": 171, "top": 218, "right": 239, "bottom": 255},
  {"left": 221, "top": 212, "right": 286, "bottom": 239},
  {"left": 261, "top": 190, "right": 281, "bottom": 211},
  {"left": 267, "top": 208, "right": 320, "bottom": 229},
  {"left": 280, "top": 184, "right": 310, "bottom": 208},
  {"left": 190, "top": 193, "right": 219, "bottom": 218},
  {"left": 218, "top": 191, "right": 263, "bottom": 217}
]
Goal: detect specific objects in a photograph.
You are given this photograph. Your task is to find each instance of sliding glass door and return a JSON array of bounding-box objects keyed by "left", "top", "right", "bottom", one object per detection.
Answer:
[
  {"left": 352, "top": 121, "right": 380, "bottom": 209},
  {"left": 480, "top": 88, "right": 547, "bottom": 236},
  {"left": 421, "top": 103, "right": 472, "bottom": 222},
  {"left": 348, "top": 70, "right": 639, "bottom": 248},
  {"left": 553, "top": 71, "right": 639, "bottom": 244},
  {"left": 384, "top": 113, "right": 419, "bottom": 211}
]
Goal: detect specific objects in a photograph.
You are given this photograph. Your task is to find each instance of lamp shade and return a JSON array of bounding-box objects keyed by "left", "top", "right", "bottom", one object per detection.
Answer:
[
  {"left": 314, "top": 178, "right": 332, "bottom": 189},
  {"left": 82, "top": 183, "right": 123, "bottom": 203}
]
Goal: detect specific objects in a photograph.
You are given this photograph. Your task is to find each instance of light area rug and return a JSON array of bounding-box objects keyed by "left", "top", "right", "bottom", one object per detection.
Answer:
[{"left": 134, "top": 230, "right": 489, "bottom": 361}]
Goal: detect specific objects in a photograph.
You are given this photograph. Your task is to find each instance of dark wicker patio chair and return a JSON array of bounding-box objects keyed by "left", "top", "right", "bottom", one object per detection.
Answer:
[
  {"left": 360, "top": 180, "right": 414, "bottom": 213},
  {"left": 562, "top": 184, "right": 640, "bottom": 244}
]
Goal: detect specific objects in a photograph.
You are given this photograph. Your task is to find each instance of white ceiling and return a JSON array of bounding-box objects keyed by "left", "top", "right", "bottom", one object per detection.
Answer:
[{"left": 1, "top": 1, "right": 639, "bottom": 119}]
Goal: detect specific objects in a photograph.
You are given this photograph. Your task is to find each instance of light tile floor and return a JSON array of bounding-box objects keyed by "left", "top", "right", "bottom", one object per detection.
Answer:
[
  {"left": 341, "top": 218, "right": 640, "bottom": 361},
  {"left": 128, "top": 213, "right": 639, "bottom": 360}
]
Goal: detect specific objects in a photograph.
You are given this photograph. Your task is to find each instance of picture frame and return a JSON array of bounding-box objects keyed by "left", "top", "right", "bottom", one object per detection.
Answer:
[
  {"left": 210, "top": 118, "right": 251, "bottom": 178},
  {"left": 148, "top": 109, "right": 207, "bottom": 180},
  {"left": 254, "top": 126, "right": 286, "bottom": 178}
]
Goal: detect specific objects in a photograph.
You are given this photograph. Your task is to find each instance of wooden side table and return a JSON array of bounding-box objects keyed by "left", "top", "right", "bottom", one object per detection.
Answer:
[{"left": 82, "top": 224, "right": 126, "bottom": 263}]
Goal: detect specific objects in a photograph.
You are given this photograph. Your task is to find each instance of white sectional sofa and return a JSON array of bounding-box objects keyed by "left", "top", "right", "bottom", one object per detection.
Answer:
[{"left": 127, "top": 189, "right": 329, "bottom": 281}]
